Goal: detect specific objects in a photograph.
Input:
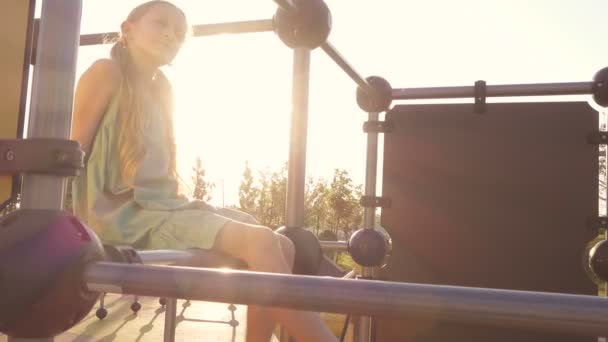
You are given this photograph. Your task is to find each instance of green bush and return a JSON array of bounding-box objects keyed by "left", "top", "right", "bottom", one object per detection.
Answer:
[{"left": 336, "top": 252, "right": 356, "bottom": 272}]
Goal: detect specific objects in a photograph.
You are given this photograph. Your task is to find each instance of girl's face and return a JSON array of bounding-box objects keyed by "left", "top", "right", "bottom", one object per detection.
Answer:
[{"left": 123, "top": 3, "right": 187, "bottom": 68}]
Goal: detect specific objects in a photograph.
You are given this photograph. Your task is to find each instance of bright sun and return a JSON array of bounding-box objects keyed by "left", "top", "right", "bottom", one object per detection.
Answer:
[{"left": 168, "top": 34, "right": 294, "bottom": 204}]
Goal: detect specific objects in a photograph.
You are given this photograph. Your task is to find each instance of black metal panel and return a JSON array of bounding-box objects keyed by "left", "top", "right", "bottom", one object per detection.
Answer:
[{"left": 377, "top": 102, "right": 599, "bottom": 342}]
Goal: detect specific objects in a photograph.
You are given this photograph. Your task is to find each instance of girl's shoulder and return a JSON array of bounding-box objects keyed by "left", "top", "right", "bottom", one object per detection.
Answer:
[
  {"left": 88, "top": 58, "right": 120, "bottom": 74},
  {"left": 83, "top": 58, "right": 122, "bottom": 88},
  {"left": 72, "top": 59, "right": 123, "bottom": 154}
]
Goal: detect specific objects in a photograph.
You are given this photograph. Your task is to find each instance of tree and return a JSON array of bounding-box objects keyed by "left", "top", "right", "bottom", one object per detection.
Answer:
[
  {"left": 305, "top": 176, "right": 330, "bottom": 235},
  {"left": 326, "top": 169, "right": 364, "bottom": 235},
  {"left": 256, "top": 168, "right": 273, "bottom": 226},
  {"left": 191, "top": 157, "right": 214, "bottom": 202},
  {"left": 267, "top": 164, "right": 287, "bottom": 228},
  {"left": 235, "top": 163, "right": 365, "bottom": 236},
  {"left": 238, "top": 161, "right": 259, "bottom": 216},
  {"left": 254, "top": 165, "right": 287, "bottom": 228}
]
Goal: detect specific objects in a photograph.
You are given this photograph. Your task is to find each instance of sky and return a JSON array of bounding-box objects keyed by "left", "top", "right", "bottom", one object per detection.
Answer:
[{"left": 37, "top": 0, "right": 608, "bottom": 207}]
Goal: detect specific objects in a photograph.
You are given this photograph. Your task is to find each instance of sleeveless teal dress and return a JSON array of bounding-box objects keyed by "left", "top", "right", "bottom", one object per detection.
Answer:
[{"left": 72, "top": 90, "right": 255, "bottom": 250}]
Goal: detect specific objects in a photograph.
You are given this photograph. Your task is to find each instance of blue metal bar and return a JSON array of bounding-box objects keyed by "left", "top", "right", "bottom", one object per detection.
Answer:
[{"left": 86, "top": 262, "right": 608, "bottom": 337}]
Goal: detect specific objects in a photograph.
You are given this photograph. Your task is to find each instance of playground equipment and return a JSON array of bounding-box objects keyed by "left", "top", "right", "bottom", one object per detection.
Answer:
[{"left": 2, "top": 0, "right": 608, "bottom": 341}]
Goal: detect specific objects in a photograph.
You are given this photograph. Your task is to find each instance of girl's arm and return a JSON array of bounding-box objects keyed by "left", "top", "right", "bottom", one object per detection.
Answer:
[{"left": 72, "top": 58, "right": 121, "bottom": 155}]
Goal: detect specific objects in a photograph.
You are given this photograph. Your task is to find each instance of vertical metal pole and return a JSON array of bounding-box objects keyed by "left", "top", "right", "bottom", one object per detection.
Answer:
[
  {"left": 282, "top": 47, "right": 311, "bottom": 342},
  {"left": 285, "top": 48, "right": 311, "bottom": 228},
  {"left": 352, "top": 314, "right": 361, "bottom": 342},
  {"left": 20, "top": 0, "right": 82, "bottom": 211},
  {"left": 362, "top": 112, "right": 380, "bottom": 231},
  {"left": 163, "top": 298, "right": 178, "bottom": 342},
  {"left": 8, "top": 1, "right": 82, "bottom": 342},
  {"left": 596, "top": 108, "right": 608, "bottom": 342},
  {"left": 353, "top": 112, "right": 380, "bottom": 342}
]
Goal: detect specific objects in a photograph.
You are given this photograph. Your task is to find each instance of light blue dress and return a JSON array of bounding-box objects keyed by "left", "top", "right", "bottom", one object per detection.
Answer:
[{"left": 72, "top": 90, "right": 255, "bottom": 250}]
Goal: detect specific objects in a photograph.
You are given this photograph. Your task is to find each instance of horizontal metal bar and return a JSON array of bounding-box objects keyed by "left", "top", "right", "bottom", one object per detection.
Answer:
[
  {"left": 138, "top": 250, "right": 195, "bottom": 265},
  {"left": 191, "top": 19, "right": 273, "bottom": 37},
  {"left": 139, "top": 243, "right": 347, "bottom": 266},
  {"left": 319, "top": 241, "right": 348, "bottom": 252},
  {"left": 86, "top": 262, "right": 608, "bottom": 337},
  {"left": 79, "top": 31, "right": 117, "bottom": 46},
  {"left": 392, "top": 82, "right": 593, "bottom": 100},
  {"left": 79, "top": 19, "right": 273, "bottom": 46},
  {"left": 343, "top": 270, "right": 356, "bottom": 279},
  {"left": 136, "top": 248, "right": 247, "bottom": 270},
  {"left": 320, "top": 41, "right": 373, "bottom": 93}
]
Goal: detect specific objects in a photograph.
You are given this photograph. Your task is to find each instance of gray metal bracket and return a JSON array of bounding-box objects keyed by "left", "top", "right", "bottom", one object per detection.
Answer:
[{"left": 0, "top": 138, "right": 83, "bottom": 176}]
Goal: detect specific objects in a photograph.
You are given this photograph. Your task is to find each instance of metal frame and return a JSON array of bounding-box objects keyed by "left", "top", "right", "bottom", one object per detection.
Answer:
[
  {"left": 6, "top": 0, "right": 607, "bottom": 342},
  {"left": 19, "top": 0, "right": 82, "bottom": 212},
  {"left": 10, "top": 2, "right": 82, "bottom": 342}
]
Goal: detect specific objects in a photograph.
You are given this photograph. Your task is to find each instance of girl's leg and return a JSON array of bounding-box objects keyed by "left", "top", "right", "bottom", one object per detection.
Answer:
[
  {"left": 247, "top": 235, "right": 296, "bottom": 341},
  {"left": 213, "top": 221, "right": 337, "bottom": 342}
]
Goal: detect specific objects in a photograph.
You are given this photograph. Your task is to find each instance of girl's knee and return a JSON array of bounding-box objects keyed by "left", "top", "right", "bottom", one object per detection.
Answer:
[
  {"left": 276, "top": 233, "right": 295, "bottom": 269},
  {"left": 247, "top": 225, "right": 276, "bottom": 247},
  {"left": 242, "top": 212, "right": 258, "bottom": 225},
  {"left": 214, "top": 221, "right": 279, "bottom": 263},
  {"left": 218, "top": 207, "right": 258, "bottom": 225}
]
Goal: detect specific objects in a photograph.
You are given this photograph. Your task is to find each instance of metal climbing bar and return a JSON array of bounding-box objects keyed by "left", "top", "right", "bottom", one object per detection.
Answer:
[
  {"left": 78, "top": 19, "right": 274, "bottom": 46},
  {"left": 391, "top": 82, "right": 593, "bottom": 100},
  {"left": 272, "top": 0, "right": 373, "bottom": 94},
  {"left": 319, "top": 241, "right": 348, "bottom": 252},
  {"left": 285, "top": 48, "right": 311, "bottom": 228},
  {"left": 138, "top": 242, "right": 348, "bottom": 266},
  {"left": 192, "top": 19, "right": 273, "bottom": 36},
  {"left": 138, "top": 250, "right": 198, "bottom": 265},
  {"left": 85, "top": 262, "right": 608, "bottom": 337},
  {"left": 321, "top": 42, "right": 373, "bottom": 93}
]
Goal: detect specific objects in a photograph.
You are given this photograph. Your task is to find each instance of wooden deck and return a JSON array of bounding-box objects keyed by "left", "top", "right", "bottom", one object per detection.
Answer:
[
  {"left": 1, "top": 294, "right": 271, "bottom": 342},
  {"left": 1, "top": 293, "right": 351, "bottom": 341}
]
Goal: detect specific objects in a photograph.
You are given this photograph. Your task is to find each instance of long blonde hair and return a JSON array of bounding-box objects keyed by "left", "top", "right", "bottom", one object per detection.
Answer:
[{"left": 109, "top": 1, "right": 186, "bottom": 186}]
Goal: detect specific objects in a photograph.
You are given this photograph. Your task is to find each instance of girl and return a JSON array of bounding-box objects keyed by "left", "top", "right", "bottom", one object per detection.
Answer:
[{"left": 71, "top": 1, "right": 337, "bottom": 341}]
